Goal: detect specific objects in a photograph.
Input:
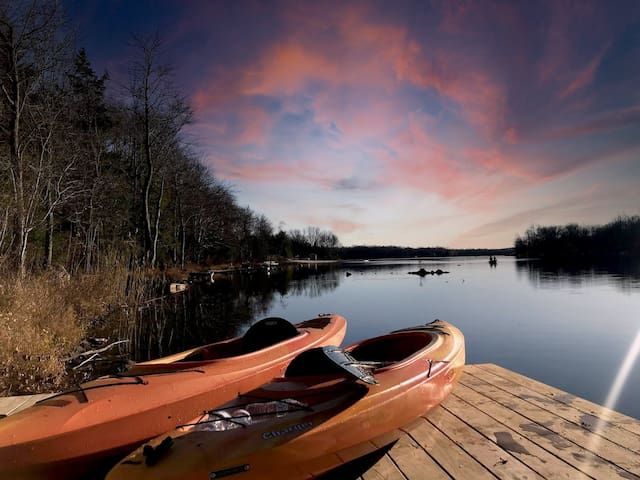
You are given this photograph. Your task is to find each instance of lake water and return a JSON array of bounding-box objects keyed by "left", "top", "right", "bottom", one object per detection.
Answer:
[{"left": 133, "top": 256, "right": 640, "bottom": 420}]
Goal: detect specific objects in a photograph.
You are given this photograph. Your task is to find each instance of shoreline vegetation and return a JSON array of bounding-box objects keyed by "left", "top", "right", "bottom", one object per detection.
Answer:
[
  {"left": 0, "top": 258, "right": 155, "bottom": 395},
  {"left": 515, "top": 215, "right": 640, "bottom": 261}
]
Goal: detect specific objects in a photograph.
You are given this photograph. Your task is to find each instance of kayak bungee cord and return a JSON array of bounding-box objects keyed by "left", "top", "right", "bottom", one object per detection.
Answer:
[
  {"left": 34, "top": 369, "right": 207, "bottom": 404},
  {"left": 35, "top": 376, "right": 147, "bottom": 404},
  {"left": 236, "top": 392, "right": 317, "bottom": 410},
  {"left": 177, "top": 400, "right": 312, "bottom": 430}
]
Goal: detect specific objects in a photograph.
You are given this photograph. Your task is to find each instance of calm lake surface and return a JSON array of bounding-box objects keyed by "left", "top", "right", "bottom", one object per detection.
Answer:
[{"left": 134, "top": 256, "right": 640, "bottom": 420}]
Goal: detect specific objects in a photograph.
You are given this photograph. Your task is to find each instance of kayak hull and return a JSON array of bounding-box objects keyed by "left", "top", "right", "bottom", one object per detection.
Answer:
[
  {"left": 107, "top": 319, "right": 465, "bottom": 480},
  {"left": 107, "top": 377, "right": 369, "bottom": 480},
  {"left": 0, "top": 314, "right": 346, "bottom": 480},
  {"left": 252, "top": 320, "right": 466, "bottom": 479}
]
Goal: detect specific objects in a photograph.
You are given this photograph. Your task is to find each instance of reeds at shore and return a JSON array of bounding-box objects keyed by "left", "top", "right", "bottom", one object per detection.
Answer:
[{"left": 0, "top": 259, "right": 159, "bottom": 396}]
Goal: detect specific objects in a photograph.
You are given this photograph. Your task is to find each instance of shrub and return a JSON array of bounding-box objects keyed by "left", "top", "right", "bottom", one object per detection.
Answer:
[
  {"left": 0, "top": 274, "right": 84, "bottom": 395},
  {"left": 0, "top": 257, "right": 151, "bottom": 395}
]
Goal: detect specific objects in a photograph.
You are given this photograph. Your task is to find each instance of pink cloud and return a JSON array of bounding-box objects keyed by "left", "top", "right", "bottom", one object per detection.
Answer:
[
  {"left": 394, "top": 46, "right": 507, "bottom": 135},
  {"left": 190, "top": 101, "right": 275, "bottom": 147},
  {"left": 212, "top": 157, "right": 325, "bottom": 185},
  {"left": 537, "top": 2, "right": 573, "bottom": 83},
  {"left": 211, "top": 150, "right": 364, "bottom": 192},
  {"left": 452, "top": 183, "right": 618, "bottom": 247},
  {"left": 327, "top": 219, "right": 364, "bottom": 235},
  {"left": 371, "top": 113, "right": 543, "bottom": 211},
  {"left": 297, "top": 213, "right": 365, "bottom": 236},
  {"left": 558, "top": 43, "right": 610, "bottom": 100},
  {"left": 242, "top": 44, "right": 339, "bottom": 96},
  {"left": 464, "top": 147, "right": 538, "bottom": 181},
  {"left": 310, "top": 91, "right": 407, "bottom": 146},
  {"left": 376, "top": 114, "right": 471, "bottom": 199},
  {"left": 437, "top": 0, "right": 475, "bottom": 34},
  {"left": 541, "top": 104, "right": 640, "bottom": 140},
  {"left": 187, "top": 1, "right": 634, "bottom": 224},
  {"left": 191, "top": 3, "right": 508, "bottom": 141},
  {"left": 189, "top": 5, "right": 409, "bottom": 104}
]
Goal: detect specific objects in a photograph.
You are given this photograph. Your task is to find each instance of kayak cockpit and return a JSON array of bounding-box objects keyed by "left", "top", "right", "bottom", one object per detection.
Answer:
[
  {"left": 348, "top": 331, "right": 436, "bottom": 364},
  {"left": 178, "top": 317, "right": 301, "bottom": 362},
  {"left": 283, "top": 331, "right": 435, "bottom": 385}
]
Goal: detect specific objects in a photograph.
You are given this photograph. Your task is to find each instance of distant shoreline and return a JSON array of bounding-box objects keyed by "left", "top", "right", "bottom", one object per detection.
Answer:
[
  {"left": 337, "top": 246, "right": 514, "bottom": 261},
  {"left": 289, "top": 259, "right": 341, "bottom": 264}
]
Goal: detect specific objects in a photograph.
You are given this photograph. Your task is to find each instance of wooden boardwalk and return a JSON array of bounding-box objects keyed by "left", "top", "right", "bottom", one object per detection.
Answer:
[
  {"left": 2, "top": 364, "right": 639, "bottom": 479},
  {"left": 355, "top": 364, "right": 640, "bottom": 480}
]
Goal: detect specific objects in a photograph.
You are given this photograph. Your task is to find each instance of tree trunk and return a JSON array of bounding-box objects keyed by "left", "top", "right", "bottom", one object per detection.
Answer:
[
  {"left": 142, "top": 62, "right": 154, "bottom": 263},
  {"left": 150, "top": 176, "right": 164, "bottom": 268},
  {"left": 1, "top": 24, "right": 27, "bottom": 276},
  {"left": 180, "top": 222, "right": 186, "bottom": 270},
  {"left": 44, "top": 189, "right": 53, "bottom": 269}
]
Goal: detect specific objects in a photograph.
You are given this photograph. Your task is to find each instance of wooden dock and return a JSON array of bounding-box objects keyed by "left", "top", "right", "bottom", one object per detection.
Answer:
[
  {"left": 2, "top": 364, "right": 639, "bottom": 479},
  {"left": 354, "top": 364, "right": 640, "bottom": 480}
]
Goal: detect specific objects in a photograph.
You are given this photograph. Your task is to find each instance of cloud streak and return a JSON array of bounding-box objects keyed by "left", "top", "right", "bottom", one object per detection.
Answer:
[{"left": 168, "top": 0, "right": 640, "bottom": 246}]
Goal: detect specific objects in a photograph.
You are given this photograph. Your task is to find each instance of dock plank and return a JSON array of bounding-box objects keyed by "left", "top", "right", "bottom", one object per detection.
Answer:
[
  {"left": 479, "top": 363, "right": 640, "bottom": 437},
  {"left": 0, "top": 394, "right": 50, "bottom": 417},
  {"left": 460, "top": 372, "right": 640, "bottom": 473},
  {"left": 425, "top": 405, "right": 544, "bottom": 480},
  {"left": 387, "top": 435, "right": 451, "bottom": 480},
  {"left": 360, "top": 453, "right": 407, "bottom": 480},
  {"left": 455, "top": 379, "right": 640, "bottom": 479},
  {"left": 444, "top": 391, "right": 593, "bottom": 480},
  {"left": 406, "top": 415, "right": 496, "bottom": 480},
  {"left": 466, "top": 364, "right": 640, "bottom": 454}
]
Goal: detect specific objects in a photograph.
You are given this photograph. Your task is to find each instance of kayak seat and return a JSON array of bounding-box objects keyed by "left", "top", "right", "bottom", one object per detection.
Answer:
[
  {"left": 242, "top": 317, "right": 300, "bottom": 354},
  {"left": 284, "top": 346, "right": 378, "bottom": 384}
]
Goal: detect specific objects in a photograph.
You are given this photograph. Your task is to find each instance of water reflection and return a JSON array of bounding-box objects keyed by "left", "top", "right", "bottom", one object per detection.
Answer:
[
  {"left": 126, "top": 258, "right": 639, "bottom": 364},
  {"left": 281, "top": 266, "right": 341, "bottom": 298},
  {"left": 122, "top": 265, "right": 341, "bottom": 362},
  {"left": 516, "top": 258, "right": 640, "bottom": 292},
  {"left": 93, "top": 256, "right": 640, "bottom": 419}
]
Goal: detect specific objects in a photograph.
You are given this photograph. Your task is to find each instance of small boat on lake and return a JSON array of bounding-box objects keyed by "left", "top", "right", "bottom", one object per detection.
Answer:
[
  {"left": 0, "top": 314, "right": 346, "bottom": 480},
  {"left": 107, "top": 319, "right": 465, "bottom": 480}
]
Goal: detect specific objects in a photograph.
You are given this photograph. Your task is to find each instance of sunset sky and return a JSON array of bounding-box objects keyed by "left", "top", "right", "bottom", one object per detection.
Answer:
[{"left": 66, "top": 0, "right": 640, "bottom": 248}]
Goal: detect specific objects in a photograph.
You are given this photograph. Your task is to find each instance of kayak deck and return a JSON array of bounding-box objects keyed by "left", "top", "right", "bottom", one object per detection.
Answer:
[{"left": 3, "top": 364, "right": 639, "bottom": 480}]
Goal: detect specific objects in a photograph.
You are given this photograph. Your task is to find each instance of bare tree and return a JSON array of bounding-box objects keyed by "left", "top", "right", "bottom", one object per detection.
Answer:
[
  {"left": 64, "top": 48, "right": 111, "bottom": 272},
  {"left": 125, "top": 33, "right": 191, "bottom": 268},
  {"left": 0, "top": 0, "right": 74, "bottom": 275}
]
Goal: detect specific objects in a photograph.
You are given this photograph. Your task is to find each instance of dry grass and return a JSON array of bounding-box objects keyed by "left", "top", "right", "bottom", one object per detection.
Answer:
[
  {"left": 0, "top": 273, "right": 84, "bottom": 394},
  {"left": 0, "top": 258, "right": 158, "bottom": 395}
]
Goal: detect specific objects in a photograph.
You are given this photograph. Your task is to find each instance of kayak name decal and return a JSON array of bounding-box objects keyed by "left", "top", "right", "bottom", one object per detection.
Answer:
[{"left": 262, "top": 421, "right": 314, "bottom": 440}]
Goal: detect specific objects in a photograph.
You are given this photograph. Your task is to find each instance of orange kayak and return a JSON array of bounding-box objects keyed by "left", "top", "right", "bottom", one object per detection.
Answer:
[
  {"left": 107, "top": 319, "right": 465, "bottom": 480},
  {"left": 0, "top": 314, "right": 346, "bottom": 480},
  {"left": 126, "top": 315, "right": 342, "bottom": 374}
]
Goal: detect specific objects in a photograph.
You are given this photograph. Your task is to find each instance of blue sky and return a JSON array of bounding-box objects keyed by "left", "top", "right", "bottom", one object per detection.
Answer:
[{"left": 64, "top": 0, "right": 640, "bottom": 247}]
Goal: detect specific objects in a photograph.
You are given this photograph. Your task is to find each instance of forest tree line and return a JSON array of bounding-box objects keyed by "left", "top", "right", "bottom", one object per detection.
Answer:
[
  {"left": 338, "top": 245, "right": 513, "bottom": 260},
  {"left": 0, "top": 2, "right": 341, "bottom": 277},
  {"left": 514, "top": 215, "right": 640, "bottom": 260}
]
